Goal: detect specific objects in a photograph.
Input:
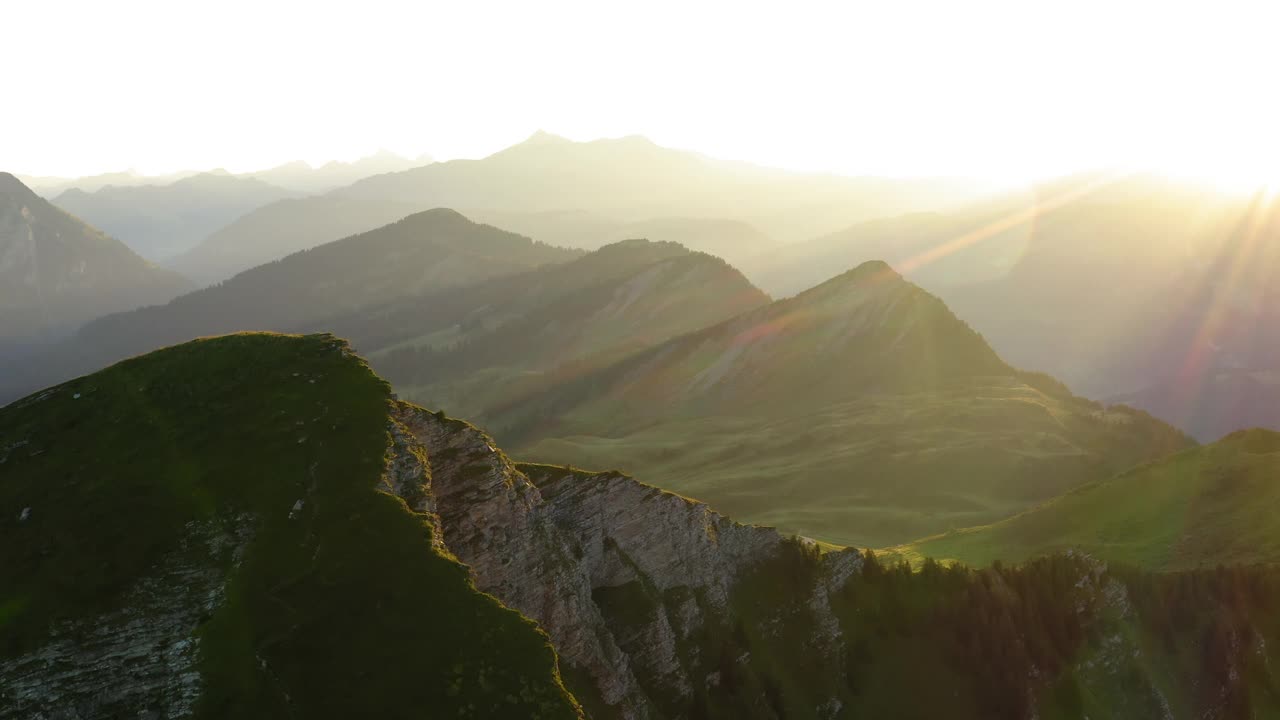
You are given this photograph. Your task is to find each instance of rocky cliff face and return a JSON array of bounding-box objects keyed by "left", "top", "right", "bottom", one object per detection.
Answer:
[{"left": 392, "top": 403, "right": 863, "bottom": 719}]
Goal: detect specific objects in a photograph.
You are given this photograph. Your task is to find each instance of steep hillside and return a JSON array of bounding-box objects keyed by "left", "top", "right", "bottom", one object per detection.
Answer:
[
  {"left": 170, "top": 133, "right": 982, "bottom": 284},
  {"left": 489, "top": 261, "right": 1191, "bottom": 548},
  {"left": 0, "top": 334, "right": 581, "bottom": 718},
  {"left": 900, "top": 429, "right": 1280, "bottom": 570},
  {"left": 0, "top": 172, "right": 190, "bottom": 343},
  {"left": 345, "top": 239, "right": 771, "bottom": 419},
  {"left": 55, "top": 172, "right": 300, "bottom": 260}
]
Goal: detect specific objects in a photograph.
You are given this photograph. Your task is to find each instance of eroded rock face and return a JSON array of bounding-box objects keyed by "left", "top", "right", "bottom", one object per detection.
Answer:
[
  {"left": 0, "top": 519, "right": 251, "bottom": 720},
  {"left": 393, "top": 403, "right": 860, "bottom": 719}
]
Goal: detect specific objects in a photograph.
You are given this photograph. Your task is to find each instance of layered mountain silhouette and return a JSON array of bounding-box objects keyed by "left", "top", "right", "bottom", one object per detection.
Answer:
[
  {"left": 0, "top": 210, "right": 578, "bottom": 404},
  {"left": 463, "top": 210, "right": 782, "bottom": 268},
  {"left": 167, "top": 133, "right": 981, "bottom": 284},
  {"left": 18, "top": 151, "right": 429, "bottom": 199},
  {"left": 54, "top": 172, "right": 301, "bottom": 260},
  {"left": 244, "top": 149, "right": 431, "bottom": 193},
  {"left": 54, "top": 210, "right": 581, "bottom": 382},
  {"left": 334, "top": 238, "right": 772, "bottom": 418},
  {"left": 905, "top": 429, "right": 1280, "bottom": 570},
  {"left": 16, "top": 169, "right": 200, "bottom": 198},
  {"left": 0, "top": 173, "right": 189, "bottom": 345},
  {"left": 489, "top": 261, "right": 1191, "bottom": 547},
  {"left": 165, "top": 195, "right": 426, "bottom": 285}
]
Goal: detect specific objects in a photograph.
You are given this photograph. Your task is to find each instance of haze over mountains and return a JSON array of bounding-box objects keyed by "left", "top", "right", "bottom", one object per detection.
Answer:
[
  {"left": 0, "top": 209, "right": 578, "bottom": 402},
  {"left": 166, "top": 132, "right": 984, "bottom": 285},
  {"left": 54, "top": 173, "right": 301, "bottom": 260},
  {"left": 17, "top": 150, "right": 429, "bottom": 199}
]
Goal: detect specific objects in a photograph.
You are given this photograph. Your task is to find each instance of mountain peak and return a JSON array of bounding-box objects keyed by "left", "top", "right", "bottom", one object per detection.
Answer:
[
  {"left": 841, "top": 259, "right": 901, "bottom": 282},
  {"left": 397, "top": 207, "right": 472, "bottom": 227},
  {"left": 792, "top": 259, "right": 904, "bottom": 303},
  {"left": 522, "top": 129, "right": 572, "bottom": 146}
]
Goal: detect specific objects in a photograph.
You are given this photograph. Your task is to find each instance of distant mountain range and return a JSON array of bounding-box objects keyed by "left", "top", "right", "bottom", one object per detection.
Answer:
[
  {"left": 0, "top": 172, "right": 189, "bottom": 345},
  {"left": 17, "top": 150, "right": 430, "bottom": 198},
  {"left": 20, "top": 152, "right": 430, "bottom": 265},
  {"left": 54, "top": 173, "right": 301, "bottom": 260},
  {"left": 15, "top": 169, "right": 201, "bottom": 197},
  {"left": 166, "top": 132, "right": 984, "bottom": 285},
  {"left": 3, "top": 209, "right": 578, "bottom": 398},
  {"left": 243, "top": 149, "right": 432, "bottom": 193}
]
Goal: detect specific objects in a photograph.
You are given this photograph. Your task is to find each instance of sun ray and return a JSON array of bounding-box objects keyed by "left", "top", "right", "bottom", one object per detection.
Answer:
[
  {"left": 895, "top": 171, "right": 1132, "bottom": 276},
  {"left": 1167, "top": 189, "right": 1279, "bottom": 421}
]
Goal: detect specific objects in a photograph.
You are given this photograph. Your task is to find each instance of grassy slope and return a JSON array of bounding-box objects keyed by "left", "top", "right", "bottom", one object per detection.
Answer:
[
  {"left": 897, "top": 429, "right": 1280, "bottom": 570},
  {"left": 0, "top": 333, "right": 580, "bottom": 718},
  {"left": 358, "top": 240, "right": 770, "bottom": 421},
  {"left": 501, "top": 263, "right": 1190, "bottom": 548}
]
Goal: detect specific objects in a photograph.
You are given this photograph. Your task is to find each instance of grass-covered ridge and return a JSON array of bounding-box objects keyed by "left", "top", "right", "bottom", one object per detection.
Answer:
[
  {"left": 0, "top": 332, "right": 581, "bottom": 718},
  {"left": 494, "top": 262, "right": 1191, "bottom": 548}
]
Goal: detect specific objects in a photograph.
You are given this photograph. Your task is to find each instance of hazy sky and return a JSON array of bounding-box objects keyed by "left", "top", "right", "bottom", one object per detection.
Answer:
[{"left": 10, "top": 0, "right": 1280, "bottom": 184}]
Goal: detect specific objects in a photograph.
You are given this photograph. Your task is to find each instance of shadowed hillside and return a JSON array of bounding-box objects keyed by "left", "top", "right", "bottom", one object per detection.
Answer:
[{"left": 0, "top": 333, "right": 582, "bottom": 718}]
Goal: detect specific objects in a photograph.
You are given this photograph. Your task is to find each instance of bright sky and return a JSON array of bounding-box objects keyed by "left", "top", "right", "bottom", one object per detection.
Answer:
[{"left": 9, "top": 0, "right": 1280, "bottom": 185}]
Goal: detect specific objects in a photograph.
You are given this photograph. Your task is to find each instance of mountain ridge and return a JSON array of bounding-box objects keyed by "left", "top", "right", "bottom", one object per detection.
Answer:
[
  {"left": 486, "top": 259, "right": 1191, "bottom": 547},
  {"left": 167, "top": 134, "right": 983, "bottom": 284}
]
